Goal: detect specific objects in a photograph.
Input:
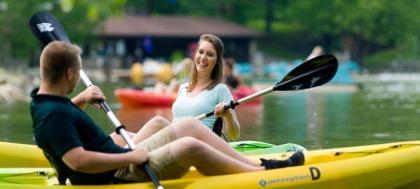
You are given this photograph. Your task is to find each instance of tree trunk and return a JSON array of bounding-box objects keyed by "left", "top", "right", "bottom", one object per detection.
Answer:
[
  {"left": 342, "top": 35, "right": 364, "bottom": 65},
  {"left": 0, "top": 41, "right": 11, "bottom": 67},
  {"left": 265, "top": 0, "right": 273, "bottom": 35}
]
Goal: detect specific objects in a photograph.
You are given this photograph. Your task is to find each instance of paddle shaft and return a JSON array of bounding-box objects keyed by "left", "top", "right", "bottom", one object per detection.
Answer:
[
  {"left": 195, "top": 87, "right": 273, "bottom": 120},
  {"left": 80, "top": 70, "right": 163, "bottom": 189}
]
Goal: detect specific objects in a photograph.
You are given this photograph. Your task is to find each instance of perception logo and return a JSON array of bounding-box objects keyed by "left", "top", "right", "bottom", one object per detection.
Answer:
[
  {"left": 259, "top": 179, "right": 267, "bottom": 187},
  {"left": 258, "top": 167, "right": 321, "bottom": 187}
]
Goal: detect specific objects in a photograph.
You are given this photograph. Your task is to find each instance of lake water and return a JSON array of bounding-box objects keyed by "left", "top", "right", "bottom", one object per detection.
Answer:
[{"left": 1, "top": 78, "right": 419, "bottom": 150}]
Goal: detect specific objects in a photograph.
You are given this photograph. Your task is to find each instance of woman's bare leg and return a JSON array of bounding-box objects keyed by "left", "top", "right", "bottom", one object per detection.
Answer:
[
  {"left": 131, "top": 116, "right": 170, "bottom": 144},
  {"left": 110, "top": 131, "right": 135, "bottom": 147},
  {"left": 170, "top": 137, "right": 264, "bottom": 175},
  {"left": 171, "top": 117, "right": 259, "bottom": 166},
  {"left": 111, "top": 116, "right": 170, "bottom": 146}
]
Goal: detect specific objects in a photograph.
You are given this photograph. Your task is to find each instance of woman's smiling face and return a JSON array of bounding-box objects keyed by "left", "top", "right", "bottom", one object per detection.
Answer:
[{"left": 194, "top": 40, "right": 217, "bottom": 77}]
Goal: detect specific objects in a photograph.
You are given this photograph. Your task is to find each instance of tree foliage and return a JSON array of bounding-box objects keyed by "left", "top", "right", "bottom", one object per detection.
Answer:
[
  {"left": 279, "top": 0, "right": 420, "bottom": 62},
  {"left": 0, "top": 0, "right": 419, "bottom": 66},
  {"left": 0, "top": 0, "right": 124, "bottom": 65},
  {"left": 123, "top": 0, "right": 420, "bottom": 63}
]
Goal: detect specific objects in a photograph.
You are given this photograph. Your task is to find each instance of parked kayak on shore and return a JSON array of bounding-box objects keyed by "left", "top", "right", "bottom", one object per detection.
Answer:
[
  {"left": 115, "top": 85, "right": 262, "bottom": 108},
  {"left": 1, "top": 140, "right": 419, "bottom": 188}
]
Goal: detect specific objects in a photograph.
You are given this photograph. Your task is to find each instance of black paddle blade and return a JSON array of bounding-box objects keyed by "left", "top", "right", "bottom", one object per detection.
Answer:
[
  {"left": 29, "top": 11, "right": 70, "bottom": 45},
  {"left": 274, "top": 55, "right": 338, "bottom": 91}
]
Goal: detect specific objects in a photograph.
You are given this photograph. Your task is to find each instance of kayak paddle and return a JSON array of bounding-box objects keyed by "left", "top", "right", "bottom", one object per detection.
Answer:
[
  {"left": 196, "top": 54, "right": 338, "bottom": 120},
  {"left": 28, "top": 11, "right": 164, "bottom": 189}
]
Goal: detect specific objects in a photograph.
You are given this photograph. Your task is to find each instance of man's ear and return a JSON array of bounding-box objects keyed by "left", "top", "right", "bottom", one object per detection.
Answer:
[{"left": 66, "top": 67, "right": 75, "bottom": 81}]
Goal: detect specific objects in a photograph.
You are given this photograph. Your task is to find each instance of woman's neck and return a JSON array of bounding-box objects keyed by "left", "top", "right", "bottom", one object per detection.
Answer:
[
  {"left": 197, "top": 78, "right": 211, "bottom": 85},
  {"left": 188, "top": 76, "right": 213, "bottom": 93},
  {"left": 196, "top": 74, "right": 213, "bottom": 86}
]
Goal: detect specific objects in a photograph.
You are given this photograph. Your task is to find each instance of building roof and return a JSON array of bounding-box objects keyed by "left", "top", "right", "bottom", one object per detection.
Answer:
[{"left": 97, "top": 15, "right": 261, "bottom": 38}]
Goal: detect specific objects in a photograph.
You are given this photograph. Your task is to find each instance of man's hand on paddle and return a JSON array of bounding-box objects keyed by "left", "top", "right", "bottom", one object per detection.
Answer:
[
  {"left": 129, "top": 147, "right": 149, "bottom": 165},
  {"left": 82, "top": 85, "right": 106, "bottom": 108},
  {"left": 72, "top": 85, "right": 106, "bottom": 109}
]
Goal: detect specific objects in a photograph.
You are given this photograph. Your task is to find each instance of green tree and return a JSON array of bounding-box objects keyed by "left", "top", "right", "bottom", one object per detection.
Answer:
[
  {"left": 0, "top": 0, "right": 125, "bottom": 67},
  {"left": 281, "top": 0, "right": 420, "bottom": 64},
  {"left": 124, "top": 0, "right": 267, "bottom": 25},
  {"left": 0, "top": 0, "right": 46, "bottom": 66}
]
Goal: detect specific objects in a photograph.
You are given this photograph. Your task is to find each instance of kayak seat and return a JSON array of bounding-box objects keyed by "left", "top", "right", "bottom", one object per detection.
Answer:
[
  {"left": 212, "top": 117, "right": 229, "bottom": 141},
  {"left": 43, "top": 151, "right": 69, "bottom": 185},
  {"left": 212, "top": 117, "right": 223, "bottom": 137}
]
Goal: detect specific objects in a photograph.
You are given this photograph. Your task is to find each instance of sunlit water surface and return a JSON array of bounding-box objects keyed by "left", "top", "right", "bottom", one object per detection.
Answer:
[{"left": 1, "top": 79, "right": 419, "bottom": 150}]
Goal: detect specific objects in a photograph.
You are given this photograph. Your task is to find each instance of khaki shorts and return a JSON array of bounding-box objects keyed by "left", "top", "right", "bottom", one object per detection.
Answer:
[{"left": 114, "top": 127, "right": 189, "bottom": 182}]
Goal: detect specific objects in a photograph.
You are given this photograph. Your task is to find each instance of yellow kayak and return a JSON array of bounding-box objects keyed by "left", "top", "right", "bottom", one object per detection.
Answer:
[{"left": 1, "top": 141, "right": 420, "bottom": 189}]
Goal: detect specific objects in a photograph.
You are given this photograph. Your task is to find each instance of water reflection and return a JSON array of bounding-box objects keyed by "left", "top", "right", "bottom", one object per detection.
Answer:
[
  {"left": 258, "top": 92, "right": 353, "bottom": 149},
  {"left": 0, "top": 102, "right": 34, "bottom": 144},
  {"left": 259, "top": 90, "right": 412, "bottom": 149},
  {"left": 117, "top": 107, "right": 172, "bottom": 132},
  {"left": 115, "top": 104, "right": 263, "bottom": 136},
  {"left": 1, "top": 81, "right": 420, "bottom": 149}
]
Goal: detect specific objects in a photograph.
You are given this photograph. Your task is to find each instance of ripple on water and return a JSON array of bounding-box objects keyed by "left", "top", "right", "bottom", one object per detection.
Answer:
[
  {"left": 373, "top": 133, "right": 390, "bottom": 138},
  {"left": 0, "top": 114, "right": 9, "bottom": 120}
]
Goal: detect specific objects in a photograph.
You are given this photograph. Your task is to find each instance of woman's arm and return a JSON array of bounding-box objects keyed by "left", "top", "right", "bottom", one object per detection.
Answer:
[
  {"left": 222, "top": 109, "right": 240, "bottom": 140},
  {"left": 214, "top": 103, "right": 240, "bottom": 140}
]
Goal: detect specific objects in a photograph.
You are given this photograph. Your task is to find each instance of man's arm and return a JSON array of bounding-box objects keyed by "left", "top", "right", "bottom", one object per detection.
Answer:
[{"left": 62, "top": 146, "right": 148, "bottom": 174}]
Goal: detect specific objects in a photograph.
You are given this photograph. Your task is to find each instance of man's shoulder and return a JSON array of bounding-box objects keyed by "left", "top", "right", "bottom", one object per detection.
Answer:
[
  {"left": 31, "top": 98, "right": 77, "bottom": 122},
  {"left": 36, "top": 100, "right": 72, "bottom": 113}
]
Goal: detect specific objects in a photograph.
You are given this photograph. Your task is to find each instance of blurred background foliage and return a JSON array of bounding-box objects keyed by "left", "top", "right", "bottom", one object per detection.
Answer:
[{"left": 0, "top": 0, "right": 419, "bottom": 71}]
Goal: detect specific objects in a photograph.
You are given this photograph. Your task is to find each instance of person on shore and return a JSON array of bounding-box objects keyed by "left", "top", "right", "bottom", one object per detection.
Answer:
[
  {"left": 306, "top": 45, "right": 324, "bottom": 61},
  {"left": 31, "top": 41, "right": 304, "bottom": 185},
  {"left": 154, "top": 57, "right": 193, "bottom": 95},
  {"left": 223, "top": 57, "right": 243, "bottom": 91},
  {"left": 172, "top": 34, "right": 240, "bottom": 140}
]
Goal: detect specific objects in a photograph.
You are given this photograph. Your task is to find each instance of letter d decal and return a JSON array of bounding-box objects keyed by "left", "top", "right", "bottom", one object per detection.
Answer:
[{"left": 309, "top": 167, "right": 321, "bottom": 180}]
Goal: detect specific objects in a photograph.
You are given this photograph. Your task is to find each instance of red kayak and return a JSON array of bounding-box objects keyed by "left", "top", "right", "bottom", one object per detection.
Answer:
[
  {"left": 115, "top": 88, "right": 176, "bottom": 108},
  {"left": 232, "top": 85, "right": 262, "bottom": 105},
  {"left": 115, "top": 85, "right": 262, "bottom": 108}
]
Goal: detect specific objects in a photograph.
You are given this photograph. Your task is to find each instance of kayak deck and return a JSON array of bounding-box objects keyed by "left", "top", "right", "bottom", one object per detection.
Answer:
[{"left": 1, "top": 141, "right": 420, "bottom": 188}]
